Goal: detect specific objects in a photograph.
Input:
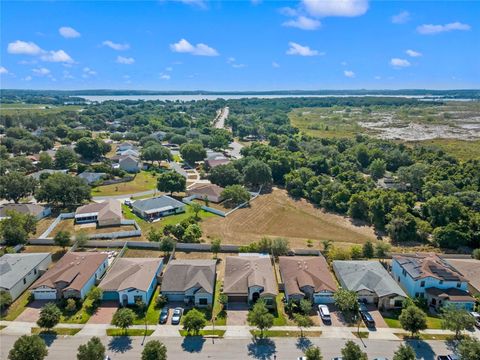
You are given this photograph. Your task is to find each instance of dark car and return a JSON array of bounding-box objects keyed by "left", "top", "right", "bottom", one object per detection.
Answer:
[
  {"left": 360, "top": 310, "right": 375, "bottom": 328},
  {"left": 159, "top": 307, "right": 169, "bottom": 324}
]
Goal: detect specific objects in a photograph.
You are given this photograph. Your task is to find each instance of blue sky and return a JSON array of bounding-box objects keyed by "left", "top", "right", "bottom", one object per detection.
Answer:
[{"left": 1, "top": 0, "right": 479, "bottom": 90}]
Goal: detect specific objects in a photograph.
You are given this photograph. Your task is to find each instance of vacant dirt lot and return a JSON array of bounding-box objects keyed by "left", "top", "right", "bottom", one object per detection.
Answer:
[{"left": 201, "top": 188, "right": 376, "bottom": 248}]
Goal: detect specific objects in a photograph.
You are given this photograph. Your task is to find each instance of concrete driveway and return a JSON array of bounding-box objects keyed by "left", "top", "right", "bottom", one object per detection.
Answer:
[
  {"left": 87, "top": 301, "right": 118, "bottom": 324},
  {"left": 317, "top": 304, "right": 349, "bottom": 327},
  {"left": 365, "top": 305, "right": 389, "bottom": 329},
  {"left": 15, "top": 300, "right": 50, "bottom": 322},
  {"left": 227, "top": 303, "right": 249, "bottom": 325}
]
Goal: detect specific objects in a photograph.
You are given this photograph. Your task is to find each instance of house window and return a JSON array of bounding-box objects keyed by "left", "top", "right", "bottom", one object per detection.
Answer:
[
  {"left": 134, "top": 295, "right": 143, "bottom": 303},
  {"left": 402, "top": 269, "right": 406, "bottom": 276},
  {"left": 415, "top": 293, "right": 419, "bottom": 298},
  {"left": 420, "top": 281, "right": 425, "bottom": 288},
  {"left": 23, "top": 278, "right": 26, "bottom": 285},
  {"left": 439, "top": 280, "right": 443, "bottom": 285},
  {"left": 397, "top": 276, "right": 400, "bottom": 282},
  {"left": 456, "top": 282, "right": 461, "bottom": 288},
  {"left": 199, "top": 298, "right": 208, "bottom": 305},
  {"left": 34, "top": 269, "right": 37, "bottom": 275}
]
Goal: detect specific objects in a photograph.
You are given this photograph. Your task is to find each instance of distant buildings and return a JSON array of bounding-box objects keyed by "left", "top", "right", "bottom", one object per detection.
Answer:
[
  {"left": 0, "top": 203, "right": 51, "bottom": 220},
  {"left": 186, "top": 183, "right": 224, "bottom": 203},
  {"left": 77, "top": 171, "right": 106, "bottom": 185}
]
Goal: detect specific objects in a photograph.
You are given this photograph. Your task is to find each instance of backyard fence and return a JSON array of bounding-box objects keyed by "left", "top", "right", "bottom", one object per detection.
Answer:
[{"left": 38, "top": 212, "right": 75, "bottom": 239}]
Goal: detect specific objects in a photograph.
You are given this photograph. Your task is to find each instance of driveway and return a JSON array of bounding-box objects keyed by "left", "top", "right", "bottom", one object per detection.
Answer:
[
  {"left": 87, "top": 301, "right": 118, "bottom": 324},
  {"left": 15, "top": 300, "right": 49, "bottom": 322},
  {"left": 366, "top": 305, "right": 389, "bottom": 329},
  {"left": 317, "top": 304, "right": 348, "bottom": 327},
  {"left": 227, "top": 303, "right": 249, "bottom": 325}
]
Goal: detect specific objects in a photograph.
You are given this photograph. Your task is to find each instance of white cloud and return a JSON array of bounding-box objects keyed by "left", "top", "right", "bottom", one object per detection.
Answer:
[
  {"left": 417, "top": 22, "right": 471, "bottom": 35},
  {"left": 227, "top": 57, "right": 236, "bottom": 64},
  {"left": 176, "top": 0, "right": 206, "bottom": 8},
  {"left": 390, "top": 58, "right": 411, "bottom": 68},
  {"left": 7, "top": 40, "right": 42, "bottom": 55},
  {"left": 406, "top": 49, "right": 422, "bottom": 57},
  {"left": 251, "top": 0, "right": 262, "bottom": 5},
  {"left": 272, "top": 62, "right": 280, "bottom": 68},
  {"left": 165, "top": 66, "right": 173, "bottom": 72},
  {"left": 63, "top": 70, "right": 74, "bottom": 79},
  {"left": 227, "top": 57, "right": 245, "bottom": 68},
  {"left": 344, "top": 70, "right": 355, "bottom": 78},
  {"left": 286, "top": 42, "right": 321, "bottom": 56},
  {"left": 41, "top": 50, "right": 74, "bottom": 63},
  {"left": 116, "top": 56, "right": 135, "bottom": 65},
  {"left": 32, "top": 67, "right": 50, "bottom": 76},
  {"left": 24, "top": 75, "right": 32, "bottom": 81},
  {"left": 391, "top": 11, "right": 410, "bottom": 24},
  {"left": 279, "top": 7, "right": 298, "bottom": 17},
  {"left": 302, "top": 0, "right": 368, "bottom": 17},
  {"left": 102, "top": 40, "right": 130, "bottom": 51},
  {"left": 59, "top": 26, "right": 81, "bottom": 38},
  {"left": 232, "top": 63, "right": 246, "bottom": 68},
  {"left": 160, "top": 73, "right": 171, "bottom": 80},
  {"left": 0, "top": 66, "right": 8, "bottom": 74},
  {"left": 170, "top": 39, "right": 218, "bottom": 56},
  {"left": 374, "top": 75, "right": 381, "bottom": 80},
  {"left": 283, "top": 16, "right": 321, "bottom": 30},
  {"left": 82, "top": 67, "right": 97, "bottom": 78},
  {"left": 341, "top": 61, "right": 348, "bottom": 66}
]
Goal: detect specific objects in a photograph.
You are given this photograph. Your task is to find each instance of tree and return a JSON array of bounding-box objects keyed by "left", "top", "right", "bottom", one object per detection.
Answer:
[
  {"left": 243, "top": 159, "right": 272, "bottom": 189},
  {"left": 38, "top": 152, "right": 53, "bottom": 170},
  {"left": 183, "top": 224, "right": 202, "bottom": 243},
  {"left": 208, "top": 164, "right": 242, "bottom": 187},
  {"left": 157, "top": 171, "right": 186, "bottom": 195},
  {"left": 341, "top": 340, "right": 367, "bottom": 360},
  {"left": 375, "top": 242, "right": 391, "bottom": 258},
  {"left": 75, "top": 137, "right": 110, "bottom": 160},
  {"left": 271, "top": 237, "right": 290, "bottom": 257},
  {"left": 334, "top": 289, "right": 359, "bottom": 313},
  {"left": 142, "top": 340, "right": 167, "bottom": 360},
  {"left": 54, "top": 230, "right": 71, "bottom": 250},
  {"left": 433, "top": 224, "right": 470, "bottom": 249},
  {"left": 387, "top": 211, "right": 418, "bottom": 243},
  {"left": 159, "top": 236, "right": 176, "bottom": 256},
  {"left": 180, "top": 142, "right": 206, "bottom": 166},
  {"left": 348, "top": 194, "right": 370, "bottom": 222},
  {"left": 392, "top": 344, "right": 416, "bottom": 360},
  {"left": 75, "top": 230, "right": 89, "bottom": 248},
  {"left": 247, "top": 299, "right": 274, "bottom": 337},
  {"left": 457, "top": 337, "right": 480, "bottom": 360},
  {"left": 77, "top": 337, "right": 105, "bottom": 360},
  {"left": 221, "top": 184, "right": 251, "bottom": 208},
  {"left": 112, "top": 308, "right": 135, "bottom": 334},
  {"left": 8, "top": 335, "right": 48, "bottom": 360},
  {"left": 350, "top": 245, "right": 363, "bottom": 259},
  {"left": 36, "top": 173, "right": 91, "bottom": 208},
  {"left": 423, "top": 195, "right": 466, "bottom": 228},
  {"left": 65, "top": 298, "right": 77, "bottom": 313},
  {"left": 0, "top": 210, "right": 37, "bottom": 246},
  {"left": 299, "top": 299, "right": 312, "bottom": 316},
  {"left": 170, "top": 134, "right": 188, "bottom": 145},
  {"left": 293, "top": 313, "right": 313, "bottom": 337},
  {"left": 305, "top": 346, "right": 323, "bottom": 360},
  {"left": 54, "top": 146, "right": 77, "bottom": 169},
  {"left": 87, "top": 287, "right": 103, "bottom": 305},
  {"left": 399, "top": 305, "right": 427, "bottom": 337},
  {"left": 397, "top": 163, "right": 430, "bottom": 194},
  {"left": 182, "top": 308, "right": 207, "bottom": 335},
  {"left": 369, "top": 159, "right": 386, "bottom": 180},
  {"left": 211, "top": 238, "right": 221, "bottom": 258},
  {"left": 0, "top": 171, "right": 37, "bottom": 203},
  {"left": 190, "top": 202, "right": 202, "bottom": 220},
  {"left": 440, "top": 305, "right": 475, "bottom": 339},
  {"left": 362, "top": 241, "right": 374, "bottom": 258},
  {"left": 141, "top": 144, "right": 172, "bottom": 164},
  {"left": 37, "top": 302, "right": 61, "bottom": 330},
  {"left": 473, "top": 248, "right": 480, "bottom": 260},
  {"left": 0, "top": 290, "right": 12, "bottom": 311}
]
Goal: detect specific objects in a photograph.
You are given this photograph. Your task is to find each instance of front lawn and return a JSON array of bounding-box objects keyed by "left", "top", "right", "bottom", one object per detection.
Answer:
[
  {"left": 31, "top": 327, "right": 81, "bottom": 336},
  {"left": 1, "top": 291, "right": 32, "bottom": 321},
  {"left": 353, "top": 331, "right": 369, "bottom": 338},
  {"left": 212, "top": 281, "right": 227, "bottom": 326},
  {"left": 272, "top": 293, "right": 288, "bottom": 326},
  {"left": 132, "top": 287, "right": 162, "bottom": 325},
  {"left": 179, "top": 329, "right": 225, "bottom": 337},
  {"left": 106, "top": 328, "right": 154, "bottom": 336},
  {"left": 394, "top": 333, "right": 454, "bottom": 341},
  {"left": 250, "top": 330, "right": 322, "bottom": 338},
  {"left": 91, "top": 171, "right": 158, "bottom": 196},
  {"left": 382, "top": 310, "right": 443, "bottom": 329},
  {"left": 60, "top": 298, "right": 96, "bottom": 324}
]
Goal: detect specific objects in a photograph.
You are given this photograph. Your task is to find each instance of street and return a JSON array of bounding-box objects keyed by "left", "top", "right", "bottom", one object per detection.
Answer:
[{"left": 0, "top": 335, "right": 457, "bottom": 360}]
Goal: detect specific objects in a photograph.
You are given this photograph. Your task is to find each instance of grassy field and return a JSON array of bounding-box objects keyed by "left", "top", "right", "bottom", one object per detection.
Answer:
[
  {"left": 31, "top": 327, "right": 81, "bottom": 336},
  {"left": 91, "top": 171, "right": 159, "bottom": 196},
  {"left": 202, "top": 188, "right": 376, "bottom": 248},
  {"left": 407, "top": 139, "right": 480, "bottom": 161},
  {"left": 106, "top": 329, "right": 154, "bottom": 336},
  {"left": 21, "top": 245, "right": 66, "bottom": 263},
  {"left": 0, "top": 104, "right": 83, "bottom": 115},
  {"left": 382, "top": 310, "right": 443, "bottom": 329}
]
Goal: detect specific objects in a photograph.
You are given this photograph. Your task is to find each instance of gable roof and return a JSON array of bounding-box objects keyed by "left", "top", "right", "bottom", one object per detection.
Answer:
[
  {"left": 0, "top": 253, "right": 51, "bottom": 289},
  {"left": 32, "top": 252, "right": 108, "bottom": 292},
  {"left": 161, "top": 259, "right": 216, "bottom": 294},
  {"left": 75, "top": 200, "right": 122, "bottom": 222},
  {"left": 132, "top": 195, "right": 184, "bottom": 214},
  {"left": 119, "top": 155, "right": 139, "bottom": 164},
  {"left": 279, "top": 256, "right": 337, "bottom": 297},
  {"left": 393, "top": 253, "right": 466, "bottom": 282},
  {"left": 425, "top": 287, "right": 475, "bottom": 302},
  {"left": 444, "top": 258, "right": 480, "bottom": 293},
  {"left": 77, "top": 172, "right": 106, "bottom": 184},
  {"left": 29, "top": 169, "right": 68, "bottom": 180},
  {"left": 0, "top": 203, "right": 48, "bottom": 218},
  {"left": 99, "top": 258, "right": 162, "bottom": 292},
  {"left": 224, "top": 256, "right": 278, "bottom": 296},
  {"left": 187, "top": 183, "right": 224, "bottom": 198},
  {"left": 333, "top": 260, "right": 407, "bottom": 298}
]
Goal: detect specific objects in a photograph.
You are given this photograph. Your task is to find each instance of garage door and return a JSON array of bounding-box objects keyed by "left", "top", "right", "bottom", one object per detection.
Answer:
[
  {"left": 103, "top": 291, "right": 119, "bottom": 302},
  {"left": 228, "top": 295, "right": 248, "bottom": 303},
  {"left": 33, "top": 290, "right": 56, "bottom": 300},
  {"left": 164, "top": 293, "right": 185, "bottom": 302},
  {"left": 314, "top": 294, "right": 335, "bottom": 304}
]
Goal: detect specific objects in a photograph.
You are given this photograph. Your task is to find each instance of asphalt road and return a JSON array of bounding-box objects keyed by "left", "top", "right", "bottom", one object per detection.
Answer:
[{"left": 0, "top": 335, "right": 456, "bottom": 360}]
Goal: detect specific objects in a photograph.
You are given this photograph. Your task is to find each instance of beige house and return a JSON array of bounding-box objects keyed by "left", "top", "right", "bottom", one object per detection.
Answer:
[
  {"left": 186, "top": 183, "right": 224, "bottom": 203},
  {"left": 75, "top": 200, "right": 123, "bottom": 227}
]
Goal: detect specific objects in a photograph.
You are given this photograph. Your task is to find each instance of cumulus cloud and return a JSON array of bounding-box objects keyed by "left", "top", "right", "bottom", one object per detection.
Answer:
[
  {"left": 7, "top": 40, "right": 42, "bottom": 55},
  {"left": 0, "top": 66, "right": 8, "bottom": 74},
  {"left": 406, "top": 49, "right": 422, "bottom": 57},
  {"left": 279, "top": 7, "right": 298, "bottom": 17},
  {"left": 176, "top": 0, "right": 207, "bottom": 8},
  {"left": 82, "top": 67, "right": 97, "bottom": 78},
  {"left": 116, "top": 56, "right": 135, "bottom": 64},
  {"left": 344, "top": 70, "right": 355, "bottom": 78},
  {"left": 32, "top": 67, "right": 51, "bottom": 76},
  {"left": 59, "top": 26, "right": 81, "bottom": 38},
  {"left": 390, "top": 58, "right": 411, "bottom": 68},
  {"left": 301, "top": 0, "right": 368, "bottom": 17},
  {"left": 286, "top": 42, "right": 321, "bottom": 56},
  {"left": 170, "top": 39, "right": 219, "bottom": 56},
  {"left": 24, "top": 75, "right": 32, "bottom": 81},
  {"left": 417, "top": 22, "right": 471, "bottom": 35},
  {"left": 160, "top": 73, "right": 171, "bottom": 80},
  {"left": 227, "top": 57, "right": 246, "bottom": 68},
  {"left": 283, "top": 16, "right": 321, "bottom": 30},
  {"left": 41, "top": 50, "right": 74, "bottom": 63},
  {"left": 102, "top": 40, "right": 130, "bottom": 51},
  {"left": 391, "top": 11, "right": 410, "bottom": 24}
]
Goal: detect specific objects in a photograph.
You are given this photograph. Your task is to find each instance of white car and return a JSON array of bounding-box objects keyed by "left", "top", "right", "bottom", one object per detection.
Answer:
[
  {"left": 171, "top": 307, "right": 183, "bottom": 325},
  {"left": 318, "top": 304, "right": 331, "bottom": 323},
  {"left": 470, "top": 311, "right": 480, "bottom": 328}
]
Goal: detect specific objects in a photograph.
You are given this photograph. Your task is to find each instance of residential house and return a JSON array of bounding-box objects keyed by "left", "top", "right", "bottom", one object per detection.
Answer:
[
  {"left": 279, "top": 256, "right": 337, "bottom": 304},
  {"left": 118, "top": 155, "right": 140, "bottom": 173},
  {"left": 205, "top": 157, "right": 230, "bottom": 169},
  {"left": 77, "top": 172, "right": 106, "bottom": 185},
  {"left": 186, "top": 183, "right": 224, "bottom": 203},
  {"left": 100, "top": 258, "right": 163, "bottom": 306},
  {"left": 392, "top": 254, "right": 475, "bottom": 310},
  {"left": 152, "top": 131, "right": 167, "bottom": 141},
  {"left": 445, "top": 258, "right": 480, "bottom": 295},
  {"left": 223, "top": 254, "right": 278, "bottom": 308},
  {"left": 31, "top": 252, "right": 108, "bottom": 300},
  {"left": 333, "top": 260, "right": 407, "bottom": 310},
  {"left": 118, "top": 149, "right": 140, "bottom": 158},
  {"left": 161, "top": 259, "right": 216, "bottom": 307},
  {"left": 132, "top": 195, "right": 185, "bottom": 220},
  {"left": 29, "top": 169, "right": 68, "bottom": 180},
  {"left": 0, "top": 203, "right": 51, "bottom": 220},
  {"left": 74, "top": 200, "right": 123, "bottom": 227},
  {"left": 0, "top": 253, "right": 52, "bottom": 301},
  {"left": 117, "top": 142, "right": 134, "bottom": 152}
]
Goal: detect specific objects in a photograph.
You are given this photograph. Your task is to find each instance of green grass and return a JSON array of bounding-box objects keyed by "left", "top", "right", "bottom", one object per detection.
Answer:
[
  {"left": 91, "top": 171, "right": 159, "bottom": 196},
  {"left": 106, "top": 328, "right": 154, "bottom": 336},
  {"left": 212, "top": 281, "right": 227, "bottom": 326},
  {"left": 31, "top": 327, "right": 81, "bottom": 336},
  {"left": 0, "top": 104, "right": 83, "bottom": 115},
  {"left": 410, "top": 139, "right": 480, "bottom": 161},
  {"left": 394, "top": 333, "right": 454, "bottom": 341},
  {"left": 60, "top": 299, "right": 96, "bottom": 324},
  {"left": 353, "top": 331, "right": 369, "bottom": 338},
  {"left": 272, "top": 293, "right": 288, "bottom": 326},
  {"left": 1, "top": 291, "right": 32, "bottom": 321},
  {"left": 382, "top": 310, "right": 443, "bottom": 329},
  {"left": 250, "top": 330, "right": 322, "bottom": 338},
  {"left": 132, "top": 287, "right": 162, "bottom": 325},
  {"left": 0, "top": 325, "right": 6, "bottom": 331},
  {"left": 173, "top": 154, "right": 182, "bottom": 162},
  {"left": 179, "top": 330, "right": 225, "bottom": 337}
]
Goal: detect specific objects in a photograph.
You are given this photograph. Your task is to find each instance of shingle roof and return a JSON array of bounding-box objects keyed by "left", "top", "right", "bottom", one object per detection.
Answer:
[
  {"left": 445, "top": 258, "right": 480, "bottom": 293},
  {"left": 99, "top": 258, "right": 162, "bottom": 292},
  {"left": 393, "top": 254, "right": 466, "bottom": 282},
  {"left": 224, "top": 256, "right": 278, "bottom": 296},
  {"left": 187, "top": 183, "right": 224, "bottom": 198},
  {"left": 32, "top": 252, "right": 108, "bottom": 292},
  {"left": 75, "top": 200, "right": 122, "bottom": 222},
  {"left": 161, "top": 259, "right": 216, "bottom": 294},
  {"left": 279, "top": 256, "right": 337, "bottom": 297},
  {"left": 132, "top": 195, "right": 184, "bottom": 214},
  {"left": 0, "top": 203, "right": 48, "bottom": 218},
  {"left": 333, "top": 260, "right": 407, "bottom": 298},
  {"left": 77, "top": 172, "right": 106, "bottom": 184},
  {"left": 0, "top": 253, "right": 51, "bottom": 289},
  {"left": 425, "top": 287, "right": 475, "bottom": 302}
]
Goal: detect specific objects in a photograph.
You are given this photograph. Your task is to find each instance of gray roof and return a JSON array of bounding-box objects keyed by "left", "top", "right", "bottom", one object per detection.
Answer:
[
  {"left": 0, "top": 203, "right": 48, "bottom": 218},
  {"left": 161, "top": 259, "right": 216, "bottom": 294},
  {"left": 333, "top": 261, "right": 407, "bottom": 298},
  {"left": 77, "top": 172, "right": 106, "bottom": 184},
  {"left": 132, "top": 195, "right": 184, "bottom": 214},
  {"left": 29, "top": 169, "right": 68, "bottom": 180},
  {"left": 393, "top": 254, "right": 466, "bottom": 282},
  {"left": 0, "top": 253, "right": 51, "bottom": 289},
  {"left": 100, "top": 258, "right": 162, "bottom": 292}
]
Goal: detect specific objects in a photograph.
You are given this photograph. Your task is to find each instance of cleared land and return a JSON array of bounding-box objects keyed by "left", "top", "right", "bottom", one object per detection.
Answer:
[
  {"left": 48, "top": 219, "right": 136, "bottom": 238},
  {"left": 201, "top": 188, "right": 376, "bottom": 248},
  {"left": 91, "top": 171, "right": 159, "bottom": 196}
]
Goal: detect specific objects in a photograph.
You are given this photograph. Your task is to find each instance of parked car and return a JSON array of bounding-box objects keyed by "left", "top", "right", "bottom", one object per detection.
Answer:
[
  {"left": 360, "top": 310, "right": 375, "bottom": 328},
  {"left": 124, "top": 199, "right": 132, "bottom": 207},
  {"left": 159, "top": 307, "right": 169, "bottom": 324},
  {"left": 318, "top": 304, "right": 331, "bottom": 324},
  {"left": 332, "top": 358, "right": 343, "bottom": 360},
  {"left": 470, "top": 311, "right": 480, "bottom": 328},
  {"left": 436, "top": 356, "right": 458, "bottom": 360},
  {"left": 373, "top": 358, "right": 389, "bottom": 360},
  {"left": 171, "top": 307, "right": 183, "bottom": 325}
]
